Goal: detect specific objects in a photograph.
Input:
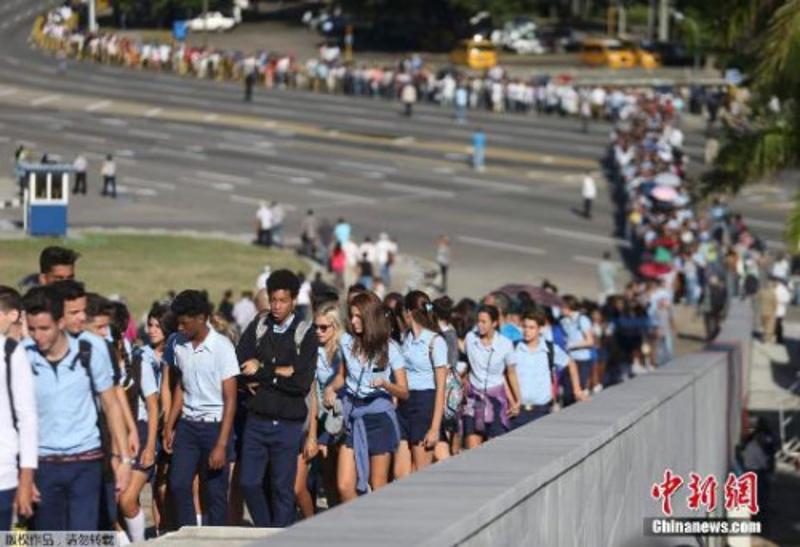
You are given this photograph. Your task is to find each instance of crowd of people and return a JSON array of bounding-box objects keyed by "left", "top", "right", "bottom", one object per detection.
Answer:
[
  {"left": 0, "top": 244, "right": 608, "bottom": 540},
  {"left": 33, "top": 6, "right": 745, "bottom": 124}
]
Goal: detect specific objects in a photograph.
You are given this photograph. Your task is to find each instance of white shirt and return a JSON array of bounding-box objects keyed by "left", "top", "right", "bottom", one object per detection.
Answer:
[
  {"left": 358, "top": 242, "right": 377, "bottom": 264},
  {"left": 376, "top": 238, "right": 397, "bottom": 266},
  {"left": 582, "top": 175, "right": 597, "bottom": 199},
  {"left": 298, "top": 281, "right": 312, "bottom": 307},
  {"left": 0, "top": 337, "right": 37, "bottom": 490},
  {"left": 233, "top": 297, "right": 257, "bottom": 332},
  {"left": 256, "top": 206, "right": 273, "bottom": 230},
  {"left": 73, "top": 155, "right": 87, "bottom": 173},
  {"left": 771, "top": 259, "right": 790, "bottom": 281},
  {"left": 775, "top": 283, "right": 791, "bottom": 318},
  {"left": 172, "top": 330, "right": 239, "bottom": 421},
  {"left": 101, "top": 160, "right": 116, "bottom": 177}
]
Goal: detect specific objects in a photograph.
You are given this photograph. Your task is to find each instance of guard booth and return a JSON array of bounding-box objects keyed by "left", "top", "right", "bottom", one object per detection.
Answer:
[{"left": 21, "top": 162, "right": 72, "bottom": 237}]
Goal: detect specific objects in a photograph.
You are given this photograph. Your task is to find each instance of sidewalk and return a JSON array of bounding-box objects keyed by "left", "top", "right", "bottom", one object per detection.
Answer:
[{"left": 748, "top": 308, "right": 800, "bottom": 547}]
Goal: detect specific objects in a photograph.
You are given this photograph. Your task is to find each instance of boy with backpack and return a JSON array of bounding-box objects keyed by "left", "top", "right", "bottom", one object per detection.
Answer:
[
  {"left": 22, "top": 286, "right": 131, "bottom": 531},
  {"left": 237, "top": 269, "right": 317, "bottom": 528},
  {"left": 559, "top": 295, "right": 595, "bottom": 406},
  {"left": 507, "top": 309, "right": 587, "bottom": 429}
]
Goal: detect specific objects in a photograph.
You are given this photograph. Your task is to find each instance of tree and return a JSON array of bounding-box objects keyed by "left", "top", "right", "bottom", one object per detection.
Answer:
[{"left": 699, "top": 0, "right": 800, "bottom": 248}]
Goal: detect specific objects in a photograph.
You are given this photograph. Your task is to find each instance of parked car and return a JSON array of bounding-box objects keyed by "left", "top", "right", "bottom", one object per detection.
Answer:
[
  {"left": 491, "top": 20, "right": 545, "bottom": 54},
  {"left": 187, "top": 12, "right": 237, "bottom": 32},
  {"left": 450, "top": 38, "right": 498, "bottom": 69},
  {"left": 580, "top": 37, "right": 636, "bottom": 68}
]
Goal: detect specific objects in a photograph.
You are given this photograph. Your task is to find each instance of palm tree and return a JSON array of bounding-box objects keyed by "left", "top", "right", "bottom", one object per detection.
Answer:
[{"left": 702, "top": 0, "right": 800, "bottom": 249}]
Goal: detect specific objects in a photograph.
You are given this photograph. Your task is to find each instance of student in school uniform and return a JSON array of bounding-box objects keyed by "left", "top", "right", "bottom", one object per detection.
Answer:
[
  {"left": 462, "top": 304, "right": 521, "bottom": 449},
  {"left": 394, "top": 291, "right": 448, "bottom": 479},
  {"left": 142, "top": 304, "right": 175, "bottom": 534},
  {"left": 0, "top": 326, "right": 37, "bottom": 530},
  {"left": 325, "top": 291, "right": 409, "bottom": 501},
  {"left": 38, "top": 246, "right": 80, "bottom": 286},
  {"left": 0, "top": 286, "right": 26, "bottom": 341},
  {"left": 51, "top": 282, "right": 139, "bottom": 531},
  {"left": 559, "top": 295, "right": 595, "bottom": 406},
  {"left": 506, "top": 309, "right": 587, "bottom": 429},
  {"left": 163, "top": 290, "right": 238, "bottom": 528},
  {"left": 295, "top": 301, "right": 344, "bottom": 518},
  {"left": 115, "top": 306, "right": 161, "bottom": 542},
  {"left": 237, "top": 270, "right": 317, "bottom": 528},
  {"left": 22, "top": 286, "right": 132, "bottom": 531}
]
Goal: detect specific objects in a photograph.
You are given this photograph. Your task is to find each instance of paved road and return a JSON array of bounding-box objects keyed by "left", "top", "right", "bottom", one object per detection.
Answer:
[{"left": 0, "top": 0, "right": 789, "bottom": 298}]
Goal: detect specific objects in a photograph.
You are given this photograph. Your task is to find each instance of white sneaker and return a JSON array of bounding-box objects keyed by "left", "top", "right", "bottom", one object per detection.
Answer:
[{"left": 592, "top": 384, "right": 604, "bottom": 394}]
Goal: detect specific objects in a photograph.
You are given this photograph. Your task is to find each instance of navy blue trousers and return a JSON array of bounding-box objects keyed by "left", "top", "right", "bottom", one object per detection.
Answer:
[
  {"left": 169, "top": 419, "right": 233, "bottom": 527},
  {"left": 239, "top": 415, "right": 303, "bottom": 528},
  {"left": 511, "top": 405, "right": 551, "bottom": 430},
  {"left": 34, "top": 460, "right": 102, "bottom": 531},
  {"left": 0, "top": 488, "right": 15, "bottom": 531}
]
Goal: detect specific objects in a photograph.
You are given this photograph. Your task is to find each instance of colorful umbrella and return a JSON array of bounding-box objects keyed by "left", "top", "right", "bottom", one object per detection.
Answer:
[
  {"left": 494, "top": 284, "right": 564, "bottom": 308},
  {"left": 639, "top": 262, "right": 672, "bottom": 279},
  {"left": 651, "top": 185, "right": 679, "bottom": 202}
]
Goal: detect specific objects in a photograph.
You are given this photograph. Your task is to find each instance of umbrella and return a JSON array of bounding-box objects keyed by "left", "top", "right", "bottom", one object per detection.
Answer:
[
  {"left": 494, "top": 284, "right": 564, "bottom": 308},
  {"left": 654, "top": 172, "right": 682, "bottom": 187},
  {"left": 651, "top": 185, "right": 679, "bottom": 202},
  {"left": 639, "top": 262, "right": 672, "bottom": 279}
]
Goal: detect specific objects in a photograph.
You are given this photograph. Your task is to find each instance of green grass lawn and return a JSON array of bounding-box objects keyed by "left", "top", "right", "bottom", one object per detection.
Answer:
[{"left": 0, "top": 232, "right": 309, "bottom": 319}]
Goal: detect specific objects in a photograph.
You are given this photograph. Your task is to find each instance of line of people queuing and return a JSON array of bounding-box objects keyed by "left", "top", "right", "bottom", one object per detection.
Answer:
[
  {"left": 32, "top": 6, "right": 741, "bottom": 125},
  {"left": 0, "top": 244, "right": 613, "bottom": 540},
  {"left": 607, "top": 84, "right": 788, "bottom": 352}
]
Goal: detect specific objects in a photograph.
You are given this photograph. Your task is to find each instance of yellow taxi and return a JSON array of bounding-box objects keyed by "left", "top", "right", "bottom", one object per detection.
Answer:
[
  {"left": 450, "top": 39, "right": 498, "bottom": 70},
  {"left": 621, "top": 40, "right": 661, "bottom": 69},
  {"left": 580, "top": 38, "right": 636, "bottom": 68}
]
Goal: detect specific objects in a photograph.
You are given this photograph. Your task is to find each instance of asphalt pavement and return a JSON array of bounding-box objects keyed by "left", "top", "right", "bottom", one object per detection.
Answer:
[{"left": 0, "top": 0, "right": 790, "bottom": 298}]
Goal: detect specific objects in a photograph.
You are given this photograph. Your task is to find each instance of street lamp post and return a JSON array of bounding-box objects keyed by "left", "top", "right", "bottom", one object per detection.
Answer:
[{"left": 88, "top": 0, "right": 97, "bottom": 33}]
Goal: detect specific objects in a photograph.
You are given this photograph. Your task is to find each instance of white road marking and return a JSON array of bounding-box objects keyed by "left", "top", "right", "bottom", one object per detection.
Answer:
[
  {"left": 572, "top": 255, "right": 623, "bottom": 267},
  {"left": 337, "top": 160, "right": 396, "bottom": 174},
  {"left": 745, "top": 218, "right": 784, "bottom": 231},
  {"left": 382, "top": 181, "right": 454, "bottom": 199},
  {"left": 125, "top": 176, "right": 176, "bottom": 191},
  {"left": 69, "top": 134, "right": 107, "bottom": 144},
  {"left": 0, "top": 87, "right": 18, "bottom": 97},
  {"left": 151, "top": 148, "right": 207, "bottom": 161},
  {"left": 543, "top": 226, "right": 631, "bottom": 248},
  {"left": 195, "top": 171, "right": 252, "bottom": 185},
  {"left": 203, "top": 113, "right": 219, "bottom": 122},
  {"left": 144, "top": 108, "right": 163, "bottom": 118},
  {"left": 434, "top": 166, "right": 455, "bottom": 174},
  {"left": 100, "top": 118, "right": 128, "bottom": 127},
  {"left": 308, "top": 188, "right": 376, "bottom": 204},
  {"left": 264, "top": 165, "right": 326, "bottom": 179},
  {"left": 363, "top": 171, "right": 385, "bottom": 180},
  {"left": 117, "top": 185, "right": 158, "bottom": 197},
  {"left": 451, "top": 176, "right": 527, "bottom": 193},
  {"left": 229, "top": 194, "right": 298, "bottom": 211},
  {"left": 289, "top": 177, "right": 313, "bottom": 185},
  {"left": 130, "top": 129, "right": 172, "bottom": 141},
  {"left": 215, "top": 142, "right": 276, "bottom": 157},
  {"left": 458, "top": 236, "right": 546, "bottom": 256},
  {"left": 30, "top": 94, "right": 62, "bottom": 106},
  {"left": 85, "top": 100, "right": 112, "bottom": 112}
]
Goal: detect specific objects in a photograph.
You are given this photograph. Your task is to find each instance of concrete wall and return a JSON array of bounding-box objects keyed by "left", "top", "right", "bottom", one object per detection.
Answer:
[{"left": 258, "top": 300, "right": 752, "bottom": 547}]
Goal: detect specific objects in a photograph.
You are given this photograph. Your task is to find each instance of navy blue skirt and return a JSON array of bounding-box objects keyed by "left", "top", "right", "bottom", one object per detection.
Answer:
[
  {"left": 397, "top": 389, "right": 437, "bottom": 445},
  {"left": 344, "top": 401, "right": 399, "bottom": 456}
]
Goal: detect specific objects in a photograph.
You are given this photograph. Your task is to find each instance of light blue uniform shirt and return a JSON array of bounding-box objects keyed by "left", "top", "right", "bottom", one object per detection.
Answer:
[
  {"left": 173, "top": 329, "right": 240, "bottom": 421},
  {"left": 341, "top": 332, "right": 405, "bottom": 399},
  {"left": 24, "top": 335, "right": 113, "bottom": 456},
  {"left": 507, "top": 340, "right": 569, "bottom": 406},
  {"left": 133, "top": 346, "right": 160, "bottom": 422},
  {"left": 315, "top": 347, "right": 340, "bottom": 416},
  {"left": 560, "top": 313, "right": 592, "bottom": 362},
  {"left": 464, "top": 330, "right": 513, "bottom": 390},
  {"left": 401, "top": 329, "right": 447, "bottom": 392},
  {"left": 75, "top": 330, "right": 118, "bottom": 386}
]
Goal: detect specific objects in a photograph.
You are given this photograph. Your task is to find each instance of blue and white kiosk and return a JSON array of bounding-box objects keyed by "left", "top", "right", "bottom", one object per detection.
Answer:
[{"left": 21, "top": 162, "right": 73, "bottom": 237}]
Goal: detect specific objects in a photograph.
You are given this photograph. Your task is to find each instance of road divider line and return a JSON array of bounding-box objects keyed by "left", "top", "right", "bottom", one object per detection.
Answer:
[
  {"left": 382, "top": 181, "right": 455, "bottom": 199},
  {"left": 194, "top": 171, "right": 252, "bottom": 185},
  {"left": 458, "top": 236, "right": 546, "bottom": 256},
  {"left": 337, "top": 160, "right": 397, "bottom": 174},
  {"left": 125, "top": 177, "right": 176, "bottom": 190},
  {"left": 745, "top": 218, "right": 784, "bottom": 231},
  {"left": 0, "top": 87, "right": 17, "bottom": 97},
  {"left": 544, "top": 226, "right": 631, "bottom": 248},
  {"left": 308, "top": 188, "right": 376, "bottom": 204},
  {"left": 451, "top": 176, "right": 527, "bottom": 193},
  {"left": 85, "top": 100, "right": 112, "bottom": 112},
  {"left": 129, "top": 129, "right": 172, "bottom": 141},
  {"left": 264, "top": 165, "right": 326, "bottom": 179},
  {"left": 144, "top": 107, "right": 163, "bottom": 118},
  {"left": 30, "top": 94, "right": 61, "bottom": 106}
]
